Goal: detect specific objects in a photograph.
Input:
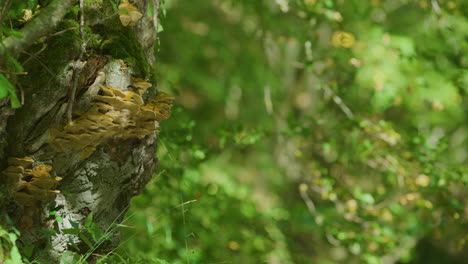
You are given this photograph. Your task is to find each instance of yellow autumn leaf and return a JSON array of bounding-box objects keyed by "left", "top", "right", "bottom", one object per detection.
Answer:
[{"left": 331, "top": 31, "right": 356, "bottom": 48}]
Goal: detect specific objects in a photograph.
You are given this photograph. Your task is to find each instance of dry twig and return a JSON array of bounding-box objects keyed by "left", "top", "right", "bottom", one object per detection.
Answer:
[{"left": 67, "top": 0, "right": 87, "bottom": 124}]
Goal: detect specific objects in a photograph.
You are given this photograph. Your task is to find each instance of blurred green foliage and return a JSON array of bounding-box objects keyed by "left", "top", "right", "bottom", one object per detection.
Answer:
[
  {"left": 0, "top": 224, "right": 22, "bottom": 264},
  {"left": 111, "top": 0, "right": 468, "bottom": 263},
  {"left": 1, "top": 0, "right": 467, "bottom": 263}
]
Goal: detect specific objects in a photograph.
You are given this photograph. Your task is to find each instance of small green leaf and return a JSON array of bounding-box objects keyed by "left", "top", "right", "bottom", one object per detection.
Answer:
[
  {"left": 1, "top": 27, "right": 24, "bottom": 39},
  {"left": 107, "top": 0, "right": 118, "bottom": 11},
  {"left": 56, "top": 214, "right": 63, "bottom": 223},
  {"left": 79, "top": 233, "right": 94, "bottom": 248},
  {"left": 5, "top": 246, "right": 22, "bottom": 264},
  {"left": 63, "top": 228, "right": 80, "bottom": 235},
  {"left": 0, "top": 73, "right": 21, "bottom": 108},
  {"left": 0, "top": 80, "right": 8, "bottom": 98},
  {"left": 5, "top": 54, "right": 24, "bottom": 73},
  {"left": 70, "top": 220, "right": 80, "bottom": 229},
  {"left": 356, "top": 192, "right": 375, "bottom": 205},
  {"left": 67, "top": 237, "right": 80, "bottom": 251},
  {"left": 85, "top": 212, "right": 94, "bottom": 228},
  {"left": 89, "top": 224, "right": 103, "bottom": 242},
  {"left": 22, "top": 245, "right": 34, "bottom": 258}
]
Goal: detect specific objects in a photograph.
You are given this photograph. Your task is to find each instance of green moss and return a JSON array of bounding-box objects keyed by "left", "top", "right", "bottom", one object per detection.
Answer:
[
  {"left": 14, "top": 18, "right": 80, "bottom": 100},
  {"left": 64, "top": 5, "right": 80, "bottom": 20},
  {"left": 84, "top": 0, "right": 104, "bottom": 25},
  {"left": 85, "top": 0, "right": 103, "bottom": 6},
  {"left": 84, "top": 26, "right": 103, "bottom": 54},
  {"left": 45, "top": 20, "right": 81, "bottom": 75},
  {"left": 96, "top": 0, "right": 153, "bottom": 78},
  {"left": 99, "top": 25, "right": 152, "bottom": 78}
]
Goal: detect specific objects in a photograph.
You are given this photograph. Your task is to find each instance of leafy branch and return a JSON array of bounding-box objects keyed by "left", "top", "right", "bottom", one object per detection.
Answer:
[{"left": 0, "top": 0, "right": 78, "bottom": 58}]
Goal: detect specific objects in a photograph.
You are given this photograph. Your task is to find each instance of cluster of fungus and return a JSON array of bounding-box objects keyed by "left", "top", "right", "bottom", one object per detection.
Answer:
[
  {"left": 49, "top": 79, "right": 173, "bottom": 159},
  {"left": 3, "top": 157, "right": 61, "bottom": 207},
  {"left": 118, "top": 0, "right": 143, "bottom": 27}
]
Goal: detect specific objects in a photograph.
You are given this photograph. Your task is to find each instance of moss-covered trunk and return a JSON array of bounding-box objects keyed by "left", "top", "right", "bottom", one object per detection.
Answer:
[{"left": 0, "top": 0, "right": 166, "bottom": 262}]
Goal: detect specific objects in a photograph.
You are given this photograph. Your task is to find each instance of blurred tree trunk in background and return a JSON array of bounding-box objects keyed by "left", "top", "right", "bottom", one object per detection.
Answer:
[{"left": 0, "top": 0, "right": 161, "bottom": 262}]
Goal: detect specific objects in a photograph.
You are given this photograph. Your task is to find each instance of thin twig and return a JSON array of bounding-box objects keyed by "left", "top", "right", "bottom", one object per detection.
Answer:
[
  {"left": 22, "top": 43, "right": 47, "bottom": 65},
  {"left": 18, "top": 83, "right": 25, "bottom": 105},
  {"left": 323, "top": 85, "right": 354, "bottom": 120},
  {"left": 181, "top": 197, "right": 191, "bottom": 264},
  {"left": 100, "top": 13, "right": 118, "bottom": 23},
  {"left": 431, "top": 0, "right": 441, "bottom": 14},
  {"left": 20, "top": 50, "right": 55, "bottom": 77},
  {"left": 79, "top": 0, "right": 86, "bottom": 54},
  {"left": 0, "top": 0, "right": 12, "bottom": 25},
  {"left": 299, "top": 185, "right": 317, "bottom": 217},
  {"left": 263, "top": 85, "right": 273, "bottom": 115},
  {"left": 300, "top": 186, "right": 343, "bottom": 247},
  {"left": 67, "top": 0, "right": 87, "bottom": 124},
  {"left": 49, "top": 26, "right": 79, "bottom": 37},
  {"left": 175, "top": 199, "right": 198, "bottom": 208},
  {"left": 326, "top": 233, "right": 341, "bottom": 246},
  {"left": 152, "top": 0, "right": 161, "bottom": 39},
  {"left": 0, "top": 69, "right": 27, "bottom": 75}
]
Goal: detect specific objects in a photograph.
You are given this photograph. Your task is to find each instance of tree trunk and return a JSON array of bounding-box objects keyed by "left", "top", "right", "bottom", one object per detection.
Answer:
[{"left": 0, "top": 0, "right": 167, "bottom": 262}]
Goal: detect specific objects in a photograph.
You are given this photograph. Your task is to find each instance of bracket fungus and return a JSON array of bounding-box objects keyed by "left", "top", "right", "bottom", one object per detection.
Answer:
[
  {"left": 118, "top": 0, "right": 143, "bottom": 27},
  {"left": 3, "top": 157, "right": 61, "bottom": 207},
  {"left": 132, "top": 77, "right": 152, "bottom": 96},
  {"left": 49, "top": 81, "right": 174, "bottom": 159}
]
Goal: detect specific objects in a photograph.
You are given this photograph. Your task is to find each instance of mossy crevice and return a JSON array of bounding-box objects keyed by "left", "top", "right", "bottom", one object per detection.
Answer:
[{"left": 98, "top": 24, "right": 152, "bottom": 78}]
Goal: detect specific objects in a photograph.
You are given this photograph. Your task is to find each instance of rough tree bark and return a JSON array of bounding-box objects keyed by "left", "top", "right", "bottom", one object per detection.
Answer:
[{"left": 0, "top": 0, "right": 165, "bottom": 262}]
